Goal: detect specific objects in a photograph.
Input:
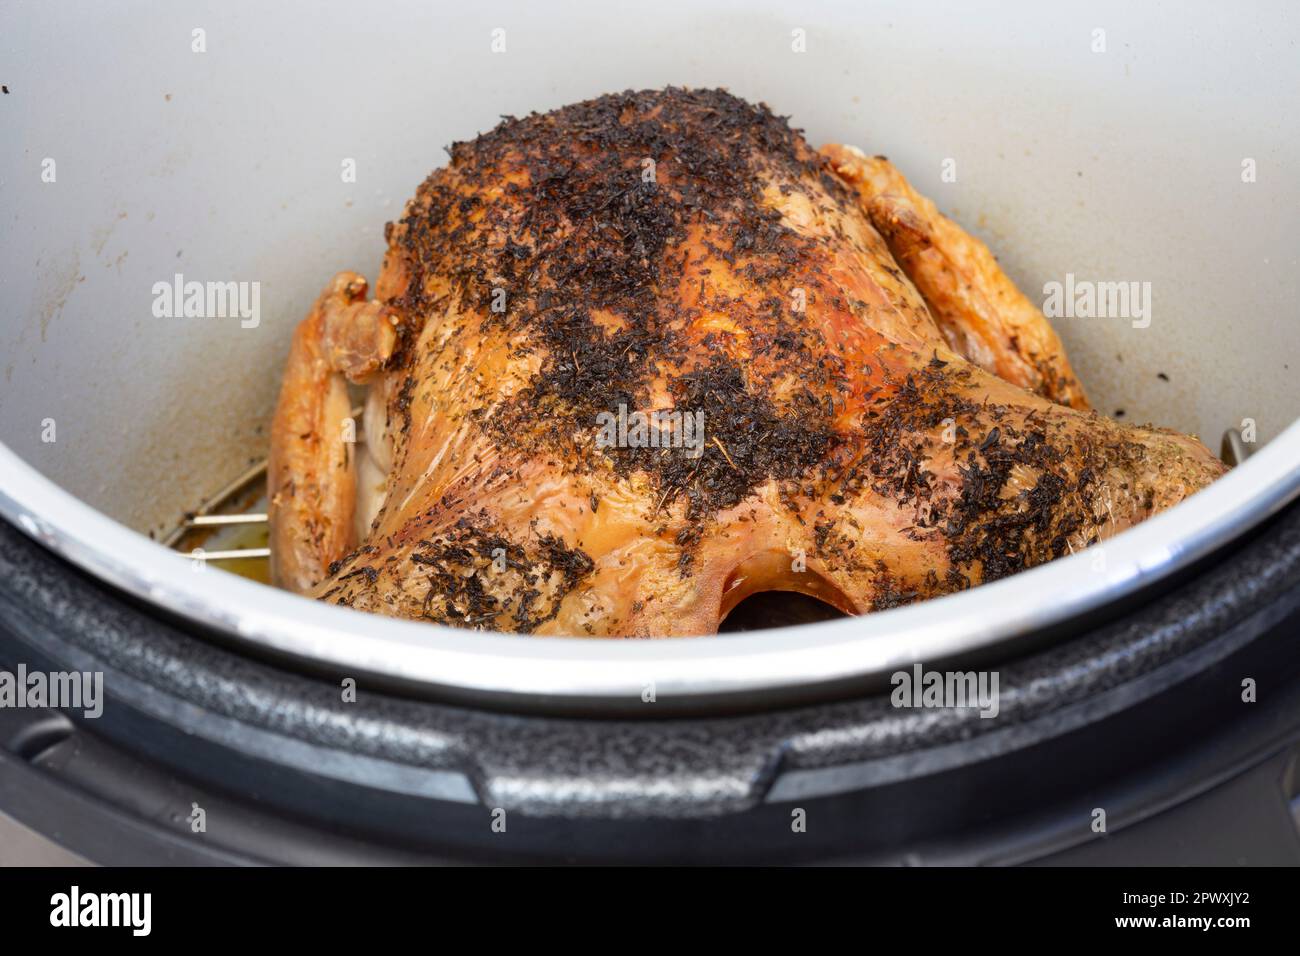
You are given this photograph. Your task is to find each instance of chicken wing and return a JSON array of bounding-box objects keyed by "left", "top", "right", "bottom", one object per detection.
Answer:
[{"left": 821, "top": 145, "right": 1089, "bottom": 410}]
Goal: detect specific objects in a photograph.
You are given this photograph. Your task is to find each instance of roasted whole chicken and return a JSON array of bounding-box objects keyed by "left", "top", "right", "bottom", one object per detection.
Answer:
[{"left": 267, "top": 88, "right": 1226, "bottom": 637}]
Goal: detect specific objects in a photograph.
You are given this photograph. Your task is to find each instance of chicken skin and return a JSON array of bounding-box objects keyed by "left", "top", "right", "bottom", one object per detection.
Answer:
[
  {"left": 821, "top": 145, "right": 1090, "bottom": 411},
  {"left": 267, "top": 88, "right": 1225, "bottom": 637}
]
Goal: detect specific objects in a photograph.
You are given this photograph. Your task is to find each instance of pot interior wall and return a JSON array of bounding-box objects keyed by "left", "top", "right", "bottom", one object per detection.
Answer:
[{"left": 2, "top": 0, "right": 1297, "bottom": 538}]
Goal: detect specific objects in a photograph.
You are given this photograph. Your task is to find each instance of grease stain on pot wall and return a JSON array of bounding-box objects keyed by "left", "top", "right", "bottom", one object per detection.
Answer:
[{"left": 36, "top": 249, "right": 81, "bottom": 344}]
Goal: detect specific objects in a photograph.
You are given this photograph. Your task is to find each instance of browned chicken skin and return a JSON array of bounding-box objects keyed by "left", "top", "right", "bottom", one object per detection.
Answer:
[
  {"left": 820, "top": 145, "right": 1090, "bottom": 410},
  {"left": 267, "top": 88, "right": 1225, "bottom": 637}
]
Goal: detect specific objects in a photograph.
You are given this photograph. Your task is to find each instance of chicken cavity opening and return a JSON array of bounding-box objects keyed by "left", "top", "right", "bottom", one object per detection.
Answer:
[{"left": 717, "top": 549, "right": 856, "bottom": 632}]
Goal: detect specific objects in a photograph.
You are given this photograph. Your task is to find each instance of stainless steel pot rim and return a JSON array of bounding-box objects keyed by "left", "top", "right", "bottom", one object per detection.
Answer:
[{"left": 3, "top": 423, "right": 1299, "bottom": 705}]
